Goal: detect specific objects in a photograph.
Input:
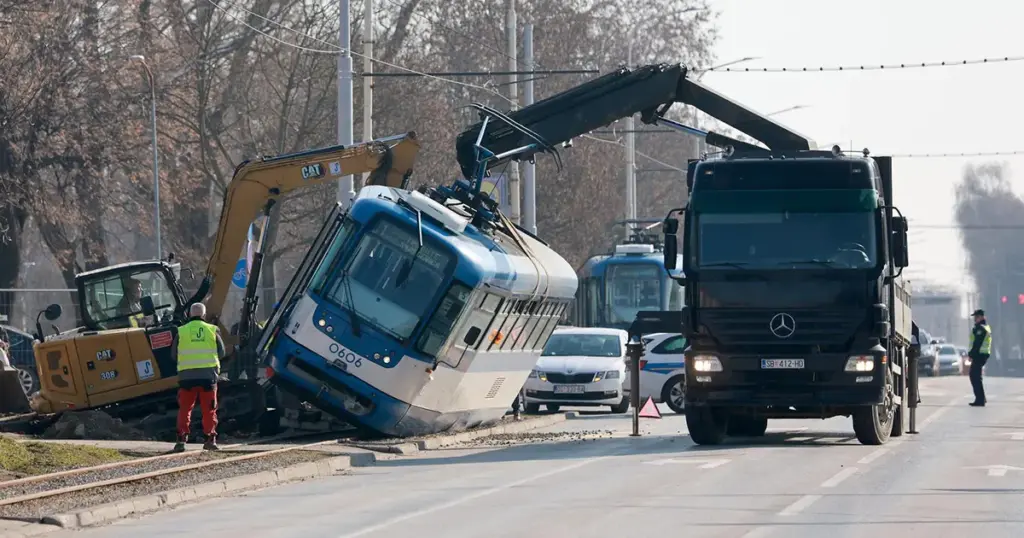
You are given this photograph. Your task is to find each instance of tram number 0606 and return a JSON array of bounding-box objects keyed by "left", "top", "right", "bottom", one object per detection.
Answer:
[{"left": 329, "top": 343, "right": 363, "bottom": 369}]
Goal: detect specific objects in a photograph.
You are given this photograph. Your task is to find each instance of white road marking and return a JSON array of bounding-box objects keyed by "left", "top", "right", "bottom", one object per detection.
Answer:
[
  {"left": 965, "top": 464, "right": 1024, "bottom": 477},
  {"left": 335, "top": 453, "right": 610, "bottom": 537},
  {"left": 778, "top": 494, "right": 822, "bottom": 516},
  {"left": 741, "top": 526, "right": 775, "bottom": 538},
  {"left": 820, "top": 467, "right": 858, "bottom": 488},
  {"left": 787, "top": 436, "right": 813, "bottom": 442},
  {"left": 918, "top": 396, "right": 963, "bottom": 429},
  {"left": 1001, "top": 432, "right": 1024, "bottom": 441},
  {"left": 644, "top": 458, "right": 730, "bottom": 469}
]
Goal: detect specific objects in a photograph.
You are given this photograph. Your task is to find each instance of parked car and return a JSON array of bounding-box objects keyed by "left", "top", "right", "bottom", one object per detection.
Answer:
[
  {"left": 623, "top": 332, "right": 687, "bottom": 414},
  {"left": 0, "top": 325, "right": 39, "bottom": 396},
  {"left": 523, "top": 327, "right": 629, "bottom": 414}
]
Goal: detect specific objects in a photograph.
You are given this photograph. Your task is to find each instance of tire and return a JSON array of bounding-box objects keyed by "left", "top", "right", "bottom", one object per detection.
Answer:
[
  {"left": 610, "top": 397, "right": 629, "bottom": 414},
  {"left": 727, "top": 415, "right": 768, "bottom": 437},
  {"left": 545, "top": 404, "right": 561, "bottom": 413},
  {"left": 853, "top": 368, "right": 895, "bottom": 445},
  {"left": 15, "top": 368, "right": 38, "bottom": 396},
  {"left": 685, "top": 405, "right": 727, "bottom": 445},
  {"left": 661, "top": 375, "right": 686, "bottom": 415},
  {"left": 524, "top": 403, "right": 540, "bottom": 414}
]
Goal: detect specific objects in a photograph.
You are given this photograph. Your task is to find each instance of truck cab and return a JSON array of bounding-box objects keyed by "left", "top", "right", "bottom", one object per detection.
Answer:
[{"left": 663, "top": 146, "right": 911, "bottom": 446}]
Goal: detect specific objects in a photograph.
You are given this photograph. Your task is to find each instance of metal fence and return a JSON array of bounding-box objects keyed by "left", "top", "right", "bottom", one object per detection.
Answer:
[{"left": 0, "top": 288, "right": 79, "bottom": 333}]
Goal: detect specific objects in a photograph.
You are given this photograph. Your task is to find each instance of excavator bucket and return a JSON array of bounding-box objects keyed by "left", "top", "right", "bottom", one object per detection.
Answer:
[{"left": 0, "top": 369, "right": 31, "bottom": 413}]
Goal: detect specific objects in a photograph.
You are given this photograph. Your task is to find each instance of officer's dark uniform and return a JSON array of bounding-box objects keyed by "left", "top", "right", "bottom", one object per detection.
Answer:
[{"left": 968, "top": 309, "right": 992, "bottom": 407}]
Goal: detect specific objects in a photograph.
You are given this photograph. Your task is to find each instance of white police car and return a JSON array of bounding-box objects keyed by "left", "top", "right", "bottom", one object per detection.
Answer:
[{"left": 624, "top": 332, "right": 687, "bottom": 414}]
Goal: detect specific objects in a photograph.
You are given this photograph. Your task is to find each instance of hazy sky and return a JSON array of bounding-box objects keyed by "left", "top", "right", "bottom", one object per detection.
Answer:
[{"left": 695, "top": 0, "right": 1024, "bottom": 293}]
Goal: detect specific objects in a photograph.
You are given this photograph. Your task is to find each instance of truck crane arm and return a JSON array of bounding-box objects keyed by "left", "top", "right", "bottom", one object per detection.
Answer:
[
  {"left": 191, "top": 132, "right": 421, "bottom": 331},
  {"left": 454, "top": 63, "right": 816, "bottom": 179}
]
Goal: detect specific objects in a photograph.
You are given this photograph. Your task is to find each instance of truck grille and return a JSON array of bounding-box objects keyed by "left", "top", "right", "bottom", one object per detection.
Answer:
[
  {"left": 545, "top": 373, "right": 597, "bottom": 384},
  {"left": 699, "top": 310, "right": 864, "bottom": 348}
]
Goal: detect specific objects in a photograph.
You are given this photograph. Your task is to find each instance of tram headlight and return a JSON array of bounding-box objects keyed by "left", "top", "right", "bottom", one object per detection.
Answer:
[{"left": 692, "top": 355, "right": 723, "bottom": 373}]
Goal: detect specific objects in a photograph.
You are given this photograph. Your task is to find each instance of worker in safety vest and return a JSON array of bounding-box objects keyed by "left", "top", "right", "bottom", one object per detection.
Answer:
[
  {"left": 171, "top": 302, "right": 226, "bottom": 452},
  {"left": 968, "top": 309, "right": 992, "bottom": 407}
]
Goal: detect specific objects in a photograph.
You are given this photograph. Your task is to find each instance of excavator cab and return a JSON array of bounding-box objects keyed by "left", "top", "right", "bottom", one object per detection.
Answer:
[{"left": 30, "top": 261, "right": 188, "bottom": 414}]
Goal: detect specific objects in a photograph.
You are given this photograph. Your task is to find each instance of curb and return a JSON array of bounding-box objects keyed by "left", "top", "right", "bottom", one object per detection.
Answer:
[
  {"left": 347, "top": 411, "right": 578, "bottom": 455},
  {"left": 32, "top": 455, "right": 356, "bottom": 533}
]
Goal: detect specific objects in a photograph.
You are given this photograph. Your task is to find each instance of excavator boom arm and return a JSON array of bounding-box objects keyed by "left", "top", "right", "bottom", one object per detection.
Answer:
[
  {"left": 199, "top": 132, "right": 420, "bottom": 328},
  {"left": 454, "top": 63, "right": 815, "bottom": 178}
]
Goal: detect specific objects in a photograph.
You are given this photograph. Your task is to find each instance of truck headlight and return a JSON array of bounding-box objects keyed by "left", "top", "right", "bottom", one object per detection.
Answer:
[
  {"left": 692, "top": 355, "right": 722, "bottom": 372},
  {"left": 845, "top": 355, "right": 875, "bottom": 372}
]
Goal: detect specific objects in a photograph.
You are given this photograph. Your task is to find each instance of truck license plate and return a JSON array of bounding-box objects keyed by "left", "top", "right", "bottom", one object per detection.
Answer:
[
  {"left": 761, "top": 359, "right": 804, "bottom": 369},
  {"left": 554, "top": 385, "right": 585, "bottom": 394}
]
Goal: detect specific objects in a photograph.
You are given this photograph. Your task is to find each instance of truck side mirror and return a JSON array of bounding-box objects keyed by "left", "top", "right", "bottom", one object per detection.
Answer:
[
  {"left": 890, "top": 216, "right": 909, "bottom": 268},
  {"left": 663, "top": 217, "right": 679, "bottom": 271}
]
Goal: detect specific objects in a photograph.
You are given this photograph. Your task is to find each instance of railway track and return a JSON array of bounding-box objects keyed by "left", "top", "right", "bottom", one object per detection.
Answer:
[{"left": 0, "top": 428, "right": 357, "bottom": 518}]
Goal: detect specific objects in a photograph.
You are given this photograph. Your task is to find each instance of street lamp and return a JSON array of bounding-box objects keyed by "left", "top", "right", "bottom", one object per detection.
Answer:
[
  {"left": 767, "top": 104, "right": 810, "bottom": 117},
  {"left": 129, "top": 55, "right": 161, "bottom": 262}
]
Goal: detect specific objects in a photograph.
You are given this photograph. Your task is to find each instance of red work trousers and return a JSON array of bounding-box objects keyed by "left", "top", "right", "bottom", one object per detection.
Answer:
[{"left": 176, "top": 385, "right": 218, "bottom": 439}]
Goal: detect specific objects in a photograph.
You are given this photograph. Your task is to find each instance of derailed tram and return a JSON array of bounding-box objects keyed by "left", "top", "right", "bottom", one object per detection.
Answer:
[{"left": 257, "top": 108, "right": 578, "bottom": 436}]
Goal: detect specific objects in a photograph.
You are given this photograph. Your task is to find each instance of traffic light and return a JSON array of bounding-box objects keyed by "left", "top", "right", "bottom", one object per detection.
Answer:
[
  {"left": 1003, "top": 296, "right": 1009, "bottom": 303},
  {"left": 1018, "top": 294, "right": 1024, "bottom": 305}
]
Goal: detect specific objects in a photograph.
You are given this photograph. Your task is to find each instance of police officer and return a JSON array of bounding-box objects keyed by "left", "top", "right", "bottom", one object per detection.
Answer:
[
  {"left": 968, "top": 309, "right": 992, "bottom": 407},
  {"left": 172, "top": 302, "right": 225, "bottom": 452}
]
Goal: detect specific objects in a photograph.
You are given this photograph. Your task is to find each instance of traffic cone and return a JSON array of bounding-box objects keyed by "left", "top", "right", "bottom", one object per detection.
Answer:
[{"left": 639, "top": 396, "right": 661, "bottom": 419}]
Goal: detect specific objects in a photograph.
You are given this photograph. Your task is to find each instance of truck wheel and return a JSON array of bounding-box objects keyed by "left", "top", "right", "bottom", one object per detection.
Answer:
[
  {"left": 686, "top": 405, "right": 727, "bottom": 445},
  {"left": 853, "top": 368, "right": 895, "bottom": 445},
  {"left": 727, "top": 416, "right": 768, "bottom": 437},
  {"left": 661, "top": 375, "right": 686, "bottom": 414}
]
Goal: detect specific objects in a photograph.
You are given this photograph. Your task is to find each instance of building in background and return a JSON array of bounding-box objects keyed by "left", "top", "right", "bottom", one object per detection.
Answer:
[{"left": 910, "top": 283, "right": 969, "bottom": 346}]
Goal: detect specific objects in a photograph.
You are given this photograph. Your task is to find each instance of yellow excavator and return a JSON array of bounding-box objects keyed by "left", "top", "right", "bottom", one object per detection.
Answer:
[{"left": 14, "top": 133, "right": 420, "bottom": 428}]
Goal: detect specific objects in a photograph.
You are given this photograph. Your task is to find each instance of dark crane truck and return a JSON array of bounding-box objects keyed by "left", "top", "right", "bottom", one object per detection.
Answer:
[{"left": 457, "top": 62, "right": 917, "bottom": 446}]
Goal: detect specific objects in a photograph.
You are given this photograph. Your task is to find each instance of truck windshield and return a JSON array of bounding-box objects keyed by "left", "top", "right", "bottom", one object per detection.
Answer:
[
  {"left": 320, "top": 218, "right": 455, "bottom": 340},
  {"left": 697, "top": 212, "right": 877, "bottom": 269},
  {"left": 606, "top": 264, "right": 662, "bottom": 326}
]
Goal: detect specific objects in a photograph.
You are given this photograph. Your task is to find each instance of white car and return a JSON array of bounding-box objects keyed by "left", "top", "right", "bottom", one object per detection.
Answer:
[
  {"left": 624, "top": 333, "right": 687, "bottom": 414},
  {"left": 523, "top": 327, "right": 629, "bottom": 414}
]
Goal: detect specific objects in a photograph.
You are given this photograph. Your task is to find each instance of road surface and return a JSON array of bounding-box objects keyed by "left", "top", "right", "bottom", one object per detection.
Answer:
[{"left": 47, "top": 376, "right": 1024, "bottom": 537}]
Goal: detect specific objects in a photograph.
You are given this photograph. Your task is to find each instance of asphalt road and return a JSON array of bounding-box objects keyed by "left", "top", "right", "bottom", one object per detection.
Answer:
[{"left": 48, "top": 375, "right": 1024, "bottom": 538}]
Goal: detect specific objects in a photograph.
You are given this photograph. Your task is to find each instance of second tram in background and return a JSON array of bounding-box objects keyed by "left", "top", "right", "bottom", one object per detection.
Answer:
[{"left": 571, "top": 226, "right": 684, "bottom": 330}]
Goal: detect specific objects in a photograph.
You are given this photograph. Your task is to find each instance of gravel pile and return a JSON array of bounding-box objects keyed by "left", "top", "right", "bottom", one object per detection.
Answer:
[
  {"left": 463, "top": 429, "right": 615, "bottom": 447},
  {"left": 42, "top": 411, "right": 149, "bottom": 441},
  {"left": 0, "top": 450, "right": 334, "bottom": 520},
  {"left": 0, "top": 451, "right": 228, "bottom": 501}
]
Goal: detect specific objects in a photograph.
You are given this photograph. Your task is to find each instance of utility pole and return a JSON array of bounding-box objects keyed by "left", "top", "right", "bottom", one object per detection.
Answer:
[
  {"left": 624, "top": 41, "right": 636, "bottom": 240},
  {"left": 361, "top": 0, "right": 373, "bottom": 189},
  {"left": 337, "top": 0, "right": 355, "bottom": 207},
  {"left": 129, "top": 55, "right": 161, "bottom": 261},
  {"left": 522, "top": 24, "right": 537, "bottom": 235},
  {"left": 505, "top": 0, "right": 521, "bottom": 225}
]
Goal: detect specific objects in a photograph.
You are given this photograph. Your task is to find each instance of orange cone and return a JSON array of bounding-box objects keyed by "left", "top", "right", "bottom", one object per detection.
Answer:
[{"left": 639, "top": 396, "right": 661, "bottom": 419}]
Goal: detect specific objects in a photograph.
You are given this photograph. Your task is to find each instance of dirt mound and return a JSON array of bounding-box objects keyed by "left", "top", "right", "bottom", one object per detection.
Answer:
[{"left": 42, "top": 410, "right": 149, "bottom": 441}]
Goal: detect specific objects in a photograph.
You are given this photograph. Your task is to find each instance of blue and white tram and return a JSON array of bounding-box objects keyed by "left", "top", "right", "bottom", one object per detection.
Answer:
[
  {"left": 572, "top": 242, "right": 684, "bottom": 331},
  {"left": 258, "top": 188, "right": 576, "bottom": 436}
]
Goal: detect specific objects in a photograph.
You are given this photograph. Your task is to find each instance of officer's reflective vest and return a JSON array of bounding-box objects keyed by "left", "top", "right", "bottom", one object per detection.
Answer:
[
  {"left": 128, "top": 313, "right": 145, "bottom": 328},
  {"left": 969, "top": 323, "right": 992, "bottom": 355},
  {"left": 177, "top": 320, "right": 221, "bottom": 371}
]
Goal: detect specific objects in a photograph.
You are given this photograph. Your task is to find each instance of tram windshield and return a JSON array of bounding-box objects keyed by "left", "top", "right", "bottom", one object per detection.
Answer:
[
  {"left": 318, "top": 218, "right": 456, "bottom": 341},
  {"left": 605, "top": 263, "right": 662, "bottom": 326}
]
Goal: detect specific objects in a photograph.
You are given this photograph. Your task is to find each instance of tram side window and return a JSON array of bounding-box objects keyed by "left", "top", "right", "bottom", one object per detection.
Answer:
[
  {"left": 416, "top": 282, "right": 472, "bottom": 358},
  {"left": 516, "top": 301, "right": 543, "bottom": 350},
  {"left": 487, "top": 299, "right": 516, "bottom": 351}
]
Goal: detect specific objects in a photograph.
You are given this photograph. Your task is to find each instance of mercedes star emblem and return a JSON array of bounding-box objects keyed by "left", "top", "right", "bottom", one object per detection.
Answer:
[{"left": 769, "top": 313, "right": 796, "bottom": 339}]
